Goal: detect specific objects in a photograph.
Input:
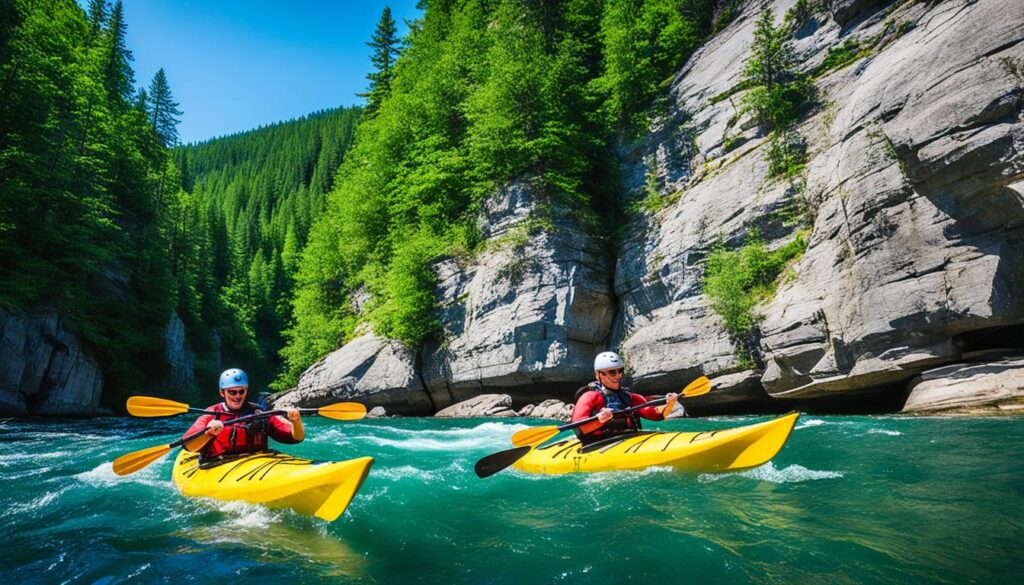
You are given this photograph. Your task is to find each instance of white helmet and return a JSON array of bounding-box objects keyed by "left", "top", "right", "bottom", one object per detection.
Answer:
[{"left": 594, "top": 351, "right": 625, "bottom": 373}]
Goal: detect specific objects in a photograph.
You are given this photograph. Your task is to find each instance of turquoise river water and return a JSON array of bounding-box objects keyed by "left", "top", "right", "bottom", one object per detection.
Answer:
[{"left": 1, "top": 414, "right": 1022, "bottom": 583}]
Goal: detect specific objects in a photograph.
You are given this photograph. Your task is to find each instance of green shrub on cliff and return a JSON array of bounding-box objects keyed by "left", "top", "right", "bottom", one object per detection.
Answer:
[{"left": 703, "top": 229, "right": 809, "bottom": 364}]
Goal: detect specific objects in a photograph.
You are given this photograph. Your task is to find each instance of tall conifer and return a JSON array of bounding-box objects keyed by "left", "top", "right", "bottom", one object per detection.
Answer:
[
  {"left": 359, "top": 7, "right": 399, "bottom": 115},
  {"left": 148, "top": 68, "right": 183, "bottom": 147},
  {"left": 102, "top": 0, "right": 134, "bottom": 104},
  {"left": 87, "top": 0, "right": 108, "bottom": 43}
]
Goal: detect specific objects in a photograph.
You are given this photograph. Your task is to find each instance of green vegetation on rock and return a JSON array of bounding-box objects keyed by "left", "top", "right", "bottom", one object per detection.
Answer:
[
  {"left": 703, "top": 229, "right": 809, "bottom": 365},
  {"left": 740, "top": 7, "right": 813, "bottom": 131}
]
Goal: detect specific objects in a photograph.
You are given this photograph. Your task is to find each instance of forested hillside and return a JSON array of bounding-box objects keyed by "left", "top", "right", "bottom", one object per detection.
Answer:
[
  {"left": 0, "top": 0, "right": 359, "bottom": 406},
  {"left": 0, "top": 0, "right": 184, "bottom": 405},
  {"left": 177, "top": 107, "right": 360, "bottom": 390}
]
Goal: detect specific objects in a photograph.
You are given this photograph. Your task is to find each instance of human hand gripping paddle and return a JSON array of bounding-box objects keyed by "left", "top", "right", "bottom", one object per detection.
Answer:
[
  {"left": 112, "top": 397, "right": 367, "bottom": 476},
  {"left": 474, "top": 375, "right": 711, "bottom": 478}
]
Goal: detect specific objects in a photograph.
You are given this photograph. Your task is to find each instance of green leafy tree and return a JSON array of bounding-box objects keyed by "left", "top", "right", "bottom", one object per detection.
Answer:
[
  {"left": 0, "top": 0, "right": 184, "bottom": 407},
  {"left": 598, "top": 0, "right": 715, "bottom": 132},
  {"left": 86, "top": 0, "right": 107, "bottom": 42},
  {"left": 279, "top": 0, "right": 723, "bottom": 389},
  {"left": 179, "top": 106, "right": 360, "bottom": 390}
]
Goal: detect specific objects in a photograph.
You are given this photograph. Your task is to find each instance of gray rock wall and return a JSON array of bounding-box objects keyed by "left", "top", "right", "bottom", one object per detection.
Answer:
[
  {"left": 902, "top": 355, "right": 1024, "bottom": 414},
  {"left": 421, "top": 182, "right": 614, "bottom": 408},
  {"left": 0, "top": 308, "right": 104, "bottom": 416},
  {"left": 273, "top": 331, "right": 434, "bottom": 415},
  {"left": 162, "top": 313, "right": 198, "bottom": 401},
  {"left": 759, "top": 0, "right": 1024, "bottom": 400},
  {"left": 615, "top": 0, "right": 1024, "bottom": 408}
]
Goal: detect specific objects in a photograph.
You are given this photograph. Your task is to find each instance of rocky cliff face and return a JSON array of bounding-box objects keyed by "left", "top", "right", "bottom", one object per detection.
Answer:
[
  {"left": 0, "top": 308, "right": 198, "bottom": 417},
  {"left": 161, "top": 313, "right": 199, "bottom": 402},
  {"left": 615, "top": 0, "right": 1024, "bottom": 411},
  {"left": 280, "top": 0, "right": 1024, "bottom": 416},
  {"left": 0, "top": 308, "right": 104, "bottom": 416}
]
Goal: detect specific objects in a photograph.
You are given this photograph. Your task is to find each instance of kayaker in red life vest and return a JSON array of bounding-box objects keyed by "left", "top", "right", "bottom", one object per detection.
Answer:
[
  {"left": 183, "top": 368, "right": 304, "bottom": 462},
  {"left": 571, "top": 351, "right": 679, "bottom": 444}
]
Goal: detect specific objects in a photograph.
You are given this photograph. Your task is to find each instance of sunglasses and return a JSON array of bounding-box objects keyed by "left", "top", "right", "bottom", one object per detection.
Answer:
[
  {"left": 600, "top": 368, "right": 625, "bottom": 377},
  {"left": 223, "top": 388, "right": 247, "bottom": 396}
]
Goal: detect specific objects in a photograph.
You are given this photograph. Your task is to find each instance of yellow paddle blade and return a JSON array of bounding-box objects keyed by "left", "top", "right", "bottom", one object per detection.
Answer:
[
  {"left": 182, "top": 433, "right": 213, "bottom": 452},
  {"left": 661, "top": 394, "right": 679, "bottom": 418},
  {"left": 126, "top": 396, "right": 189, "bottom": 417},
  {"left": 112, "top": 443, "right": 171, "bottom": 476},
  {"left": 682, "top": 375, "right": 712, "bottom": 397},
  {"left": 511, "top": 425, "right": 560, "bottom": 447},
  {"left": 316, "top": 402, "right": 368, "bottom": 421}
]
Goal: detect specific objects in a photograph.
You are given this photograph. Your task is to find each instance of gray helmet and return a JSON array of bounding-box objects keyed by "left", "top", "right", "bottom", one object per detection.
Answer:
[
  {"left": 594, "top": 351, "right": 625, "bottom": 373},
  {"left": 219, "top": 368, "right": 249, "bottom": 390}
]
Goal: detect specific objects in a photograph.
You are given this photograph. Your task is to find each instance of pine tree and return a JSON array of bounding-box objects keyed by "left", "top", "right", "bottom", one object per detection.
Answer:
[
  {"left": 148, "top": 68, "right": 183, "bottom": 147},
  {"left": 359, "top": 7, "right": 400, "bottom": 116},
  {"left": 740, "top": 7, "right": 811, "bottom": 130},
  {"left": 742, "top": 8, "right": 795, "bottom": 91},
  {"left": 102, "top": 0, "right": 134, "bottom": 104},
  {"left": 87, "top": 0, "right": 108, "bottom": 43}
]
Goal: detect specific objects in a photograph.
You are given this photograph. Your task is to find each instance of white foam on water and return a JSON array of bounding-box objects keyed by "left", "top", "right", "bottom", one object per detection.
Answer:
[
  {"left": 1, "top": 487, "right": 68, "bottom": 518},
  {"left": 578, "top": 466, "right": 676, "bottom": 486},
  {"left": 45, "top": 552, "right": 67, "bottom": 573},
  {"left": 374, "top": 461, "right": 468, "bottom": 484},
  {"left": 18, "top": 430, "right": 111, "bottom": 442},
  {"left": 359, "top": 434, "right": 510, "bottom": 451},
  {"left": 349, "top": 422, "right": 530, "bottom": 451},
  {"left": 123, "top": 563, "right": 151, "bottom": 580},
  {"left": 0, "top": 450, "right": 76, "bottom": 467},
  {"left": 868, "top": 429, "right": 902, "bottom": 436},
  {"left": 2, "top": 467, "right": 54, "bottom": 480},
  {"left": 374, "top": 464, "right": 445, "bottom": 483},
  {"left": 354, "top": 485, "right": 391, "bottom": 503},
  {"left": 74, "top": 461, "right": 170, "bottom": 489},
  {"left": 795, "top": 418, "right": 827, "bottom": 430},
  {"left": 700, "top": 461, "right": 843, "bottom": 483},
  {"left": 318, "top": 421, "right": 531, "bottom": 447},
  {"left": 218, "top": 500, "right": 287, "bottom": 527},
  {"left": 359, "top": 421, "right": 529, "bottom": 437}
]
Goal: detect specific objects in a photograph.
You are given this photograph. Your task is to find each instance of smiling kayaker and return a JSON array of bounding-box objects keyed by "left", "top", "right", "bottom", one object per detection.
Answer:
[
  {"left": 571, "top": 352, "right": 678, "bottom": 444},
  {"left": 182, "top": 368, "right": 305, "bottom": 463}
]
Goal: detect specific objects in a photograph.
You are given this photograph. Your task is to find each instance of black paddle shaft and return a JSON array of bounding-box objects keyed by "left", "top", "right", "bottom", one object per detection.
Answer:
[
  {"left": 170, "top": 409, "right": 292, "bottom": 449},
  {"left": 557, "top": 395, "right": 671, "bottom": 433},
  {"left": 186, "top": 406, "right": 321, "bottom": 416}
]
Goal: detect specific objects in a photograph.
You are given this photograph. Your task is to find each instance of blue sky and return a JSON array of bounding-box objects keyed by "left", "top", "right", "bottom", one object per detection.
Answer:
[{"left": 115, "top": 1, "right": 422, "bottom": 143}]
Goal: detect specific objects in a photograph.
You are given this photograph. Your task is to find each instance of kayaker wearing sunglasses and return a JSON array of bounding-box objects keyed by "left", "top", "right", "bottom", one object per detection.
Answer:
[
  {"left": 571, "top": 352, "right": 678, "bottom": 444},
  {"left": 181, "top": 368, "right": 304, "bottom": 463}
]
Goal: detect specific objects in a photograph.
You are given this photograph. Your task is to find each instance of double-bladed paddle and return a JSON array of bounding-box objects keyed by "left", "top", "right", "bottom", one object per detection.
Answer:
[
  {"left": 474, "top": 375, "right": 711, "bottom": 479},
  {"left": 126, "top": 396, "right": 367, "bottom": 421},
  {"left": 112, "top": 399, "right": 367, "bottom": 476}
]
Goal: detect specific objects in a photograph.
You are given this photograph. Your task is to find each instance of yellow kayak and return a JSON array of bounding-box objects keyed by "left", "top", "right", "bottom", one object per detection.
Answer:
[
  {"left": 171, "top": 450, "right": 373, "bottom": 521},
  {"left": 512, "top": 412, "right": 799, "bottom": 474}
]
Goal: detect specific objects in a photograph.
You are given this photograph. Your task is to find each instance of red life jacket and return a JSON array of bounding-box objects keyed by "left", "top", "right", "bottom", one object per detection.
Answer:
[
  {"left": 188, "top": 402, "right": 295, "bottom": 462},
  {"left": 573, "top": 383, "right": 642, "bottom": 439}
]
